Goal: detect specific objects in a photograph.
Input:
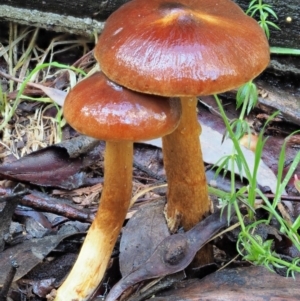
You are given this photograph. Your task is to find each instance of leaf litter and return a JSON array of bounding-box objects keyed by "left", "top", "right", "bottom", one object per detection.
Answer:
[
  {"left": 145, "top": 123, "right": 283, "bottom": 195},
  {"left": 0, "top": 21, "right": 300, "bottom": 301}
]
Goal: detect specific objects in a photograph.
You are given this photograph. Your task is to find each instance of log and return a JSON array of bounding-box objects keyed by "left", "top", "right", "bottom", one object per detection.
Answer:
[
  {"left": 0, "top": 0, "right": 131, "bottom": 36},
  {"left": 0, "top": 0, "right": 299, "bottom": 50}
]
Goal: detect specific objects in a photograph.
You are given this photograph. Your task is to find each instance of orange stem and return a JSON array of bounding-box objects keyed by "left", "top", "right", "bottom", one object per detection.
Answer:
[
  {"left": 162, "top": 97, "right": 210, "bottom": 232},
  {"left": 55, "top": 141, "right": 133, "bottom": 301}
]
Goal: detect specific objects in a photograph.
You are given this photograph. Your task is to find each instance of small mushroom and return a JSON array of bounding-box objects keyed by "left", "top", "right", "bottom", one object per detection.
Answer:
[
  {"left": 240, "top": 134, "right": 258, "bottom": 152},
  {"left": 54, "top": 72, "right": 181, "bottom": 301},
  {"left": 95, "top": 0, "right": 270, "bottom": 263}
]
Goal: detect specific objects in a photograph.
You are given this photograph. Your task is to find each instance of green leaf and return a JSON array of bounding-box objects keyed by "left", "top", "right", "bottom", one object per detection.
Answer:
[
  {"left": 270, "top": 47, "right": 300, "bottom": 55},
  {"left": 294, "top": 175, "right": 300, "bottom": 193},
  {"left": 263, "top": 6, "right": 278, "bottom": 19},
  {"left": 291, "top": 214, "right": 300, "bottom": 232},
  {"left": 266, "top": 21, "right": 280, "bottom": 30}
]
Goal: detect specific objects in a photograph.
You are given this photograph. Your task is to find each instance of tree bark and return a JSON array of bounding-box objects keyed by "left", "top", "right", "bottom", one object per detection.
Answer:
[
  {"left": 0, "top": 0, "right": 131, "bottom": 36},
  {"left": 0, "top": 0, "right": 130, "bottom": 21}
]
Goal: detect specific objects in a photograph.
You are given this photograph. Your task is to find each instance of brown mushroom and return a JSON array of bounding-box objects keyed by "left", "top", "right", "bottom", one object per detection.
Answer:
[
  {"left": 95, "top": 0, "right": 269, "bottom": 263},
  {"left": 54, "top": 71, "right": 181, "bottom": 301}
]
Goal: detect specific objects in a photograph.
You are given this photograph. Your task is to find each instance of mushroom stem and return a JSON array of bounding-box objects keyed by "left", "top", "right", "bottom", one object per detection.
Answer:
[
  {"left": 55, "top": 141, "right": 133, "bottom": 301},
  {"left": 162, "top": 97, "right": 210, "bottom": 231},
  {"left": 162, "top": 97, "right": 212, "bottom": 264}
]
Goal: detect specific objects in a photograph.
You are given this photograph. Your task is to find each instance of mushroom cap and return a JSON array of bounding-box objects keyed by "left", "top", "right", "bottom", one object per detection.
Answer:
[
  {"left": 95, "top": 0, "right": 270, "bottom": 97},
  {"left": 63, "top": 72, "right": 182, "bottom": 141}
]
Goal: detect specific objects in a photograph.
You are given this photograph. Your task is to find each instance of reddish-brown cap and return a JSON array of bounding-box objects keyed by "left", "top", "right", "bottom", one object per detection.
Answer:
[
  {"left": 95, "top": 0, "right": 270, "bottom": 97},
  {"left": 63, "top": 72, "right": 181, "bottom": 141}
]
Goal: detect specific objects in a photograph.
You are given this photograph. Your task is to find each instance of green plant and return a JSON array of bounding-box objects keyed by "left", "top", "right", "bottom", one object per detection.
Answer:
[
  {"left": 233, "top": 0, "right": 281, "bottom": 134},
  {"left": 247, "top": 3, "right": 300, "bottom": 55},
  {"left": 213, "top": 94, "right": 300, "bottom": 276},
  {"left": 0, "top": 85, "right": 9, "bottom": 119},
  {"left": 294, "top": 175, "right": 300, "bottom": 193},
  {"left": 270, "top": 47, "right": 300, "bottom": 56},
  {"left": 0, "top": 23, "right": 91, "bottom": 148},
  {"left": 217, "top": 1, "right": 300, "bottom": 274},
  {"left": 233, "top": 0, "right": 279, "bottom": 141},
  {"left": 229, "top": 81, "right": 258, "bottom": 141},
  {"left": 0, "top": 62, "right": 86, "bottom": 141},
  {"left": 247, "top": 0, "right": 280, "bottom": 39}
]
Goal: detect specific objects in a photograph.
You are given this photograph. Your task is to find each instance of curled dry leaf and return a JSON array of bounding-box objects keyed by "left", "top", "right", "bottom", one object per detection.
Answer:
[
  {"left": 0, "top": 231, "right": 78, "bottom": 285},
  {"left": 120, "top": 200, "right": 169, "bottom": 276},
  {"left": 107, "top": 206, "right": 233, "bottom": 301},
  {"left": 0, "top": 147, "right": 83, "bottom": 189},
  {"left": 24, "top": 82, "right": 67, "bottom": 106}
]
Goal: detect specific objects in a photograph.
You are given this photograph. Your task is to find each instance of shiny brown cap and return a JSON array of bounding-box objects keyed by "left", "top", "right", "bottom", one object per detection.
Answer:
[
  {"left": 63, "top": 72, "right": 181, "bottom": 141},
  {"left": 95, "top": 0, "right": 270, "bottom": 97}
]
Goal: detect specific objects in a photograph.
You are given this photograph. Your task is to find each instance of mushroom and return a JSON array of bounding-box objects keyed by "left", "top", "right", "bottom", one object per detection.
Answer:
[
  {"left": 240, "top": 134, "right": 258, "bottom": 152},
  {"left": 94, "top": 0, "right": 270, "bottom": 262},
  {"left": 55, "top": 71, "right": 181, "bottom": 301}
]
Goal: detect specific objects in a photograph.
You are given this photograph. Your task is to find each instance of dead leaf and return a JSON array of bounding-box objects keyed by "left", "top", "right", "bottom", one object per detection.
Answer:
[
  {"left": 0, "top": 231, "right": 78, "bottom": 286},
  {"left": 24, "top": 82, "right": 67, "bottom": 106},
  {"left": 0, "top": 146, "right": 84, "bottom": 189},
  {"left": 32, "top": 278, "right": 56, "bottom": 298},
  {"left": 0, "top": 70, "right": 67, "bottom": 106},
  {"left": 106, "top": 206, "right": 232, "bottom": 301},
  {"left": 151, "top": 266, "right": 300, "bottom": 300},
  {"left": 120, "top": 200, "right": 169, "bottom": 276},
  {"left": 145, "top": 124, "right": 284, "bottom": 194}
]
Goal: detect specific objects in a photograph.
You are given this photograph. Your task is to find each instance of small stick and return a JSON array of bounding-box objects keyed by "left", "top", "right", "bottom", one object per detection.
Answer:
[
  {"left": 133, "top": 160, "right": 166, "bottom": 182},
  {"left": 0, "top": 260, "right": 19, "bottom": 301}
]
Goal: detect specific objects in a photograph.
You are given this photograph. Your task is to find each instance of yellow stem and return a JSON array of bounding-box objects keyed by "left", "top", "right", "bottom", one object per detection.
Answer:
[{"left": 55, "top": 141, "right": 133, "bottom": 301}]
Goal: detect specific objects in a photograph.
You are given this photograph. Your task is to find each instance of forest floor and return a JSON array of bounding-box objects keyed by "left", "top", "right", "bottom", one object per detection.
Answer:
[{"left": 0, "top": 22, "right": 300, "bottom": 301}]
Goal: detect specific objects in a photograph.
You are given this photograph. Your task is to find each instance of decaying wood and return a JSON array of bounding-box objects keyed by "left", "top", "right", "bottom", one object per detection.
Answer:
[
  {"left": 257, "top": 80, "right": 300, "bottom": 126},
  {"left": 0, "top": 0, "right": 130, "bottom": 36},
  {"left": 0, "top": 0, "right": 129, "bottom": 21}
]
